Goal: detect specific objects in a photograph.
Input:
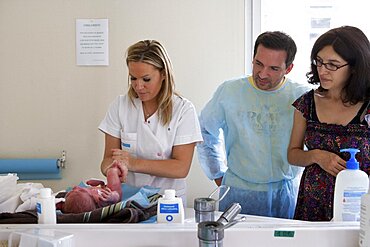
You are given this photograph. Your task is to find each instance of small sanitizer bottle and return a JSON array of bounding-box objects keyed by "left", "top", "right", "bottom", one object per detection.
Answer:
[
  {"left": 36, "top": 188, "right": 57, "bottom": 224},
  {"left": 157, "top": 189, "right": 184, "bottom": 223},
  {"left": 333, "top": 148, "right": 369, "bottom": 222}
]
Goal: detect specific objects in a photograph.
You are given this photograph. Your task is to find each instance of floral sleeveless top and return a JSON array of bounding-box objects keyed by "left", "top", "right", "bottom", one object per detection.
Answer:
[{"left": 293, "top": 89, "right": 370, "bottom": 221}]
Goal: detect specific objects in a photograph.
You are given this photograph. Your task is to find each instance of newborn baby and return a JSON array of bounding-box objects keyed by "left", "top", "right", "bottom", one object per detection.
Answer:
[{"left": 62, "top": 160, "right": 127, "bottom": 213}]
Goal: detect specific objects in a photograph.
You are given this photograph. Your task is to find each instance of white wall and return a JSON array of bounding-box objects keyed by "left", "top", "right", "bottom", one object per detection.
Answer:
[{"left": 0, "top": 0, "right": 245, "bottom": 207}]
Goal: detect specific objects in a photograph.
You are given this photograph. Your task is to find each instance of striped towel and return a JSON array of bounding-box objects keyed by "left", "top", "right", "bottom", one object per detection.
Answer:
[{"left": 0, "top": 199, "right": 158, "bottom": 224}]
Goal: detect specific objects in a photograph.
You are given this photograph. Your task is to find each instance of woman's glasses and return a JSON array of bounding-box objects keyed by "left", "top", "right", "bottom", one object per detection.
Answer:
[{"left": 313, "top": 58, "right": 349, "bottom": 71}]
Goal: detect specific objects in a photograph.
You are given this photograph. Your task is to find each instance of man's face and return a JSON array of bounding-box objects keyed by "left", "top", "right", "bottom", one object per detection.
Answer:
[{"left": 252, "top": 45, "right": 293, "bottom": 91}]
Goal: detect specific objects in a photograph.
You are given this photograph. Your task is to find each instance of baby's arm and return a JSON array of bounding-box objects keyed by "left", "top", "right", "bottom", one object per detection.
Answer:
[{"left": 97, "top": 188, "right": 121, "bottom": 207}]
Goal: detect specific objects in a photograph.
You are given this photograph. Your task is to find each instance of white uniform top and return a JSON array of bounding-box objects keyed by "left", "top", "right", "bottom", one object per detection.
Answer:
[{"left": 99, "top": 94, "right": 203, "bottom": 202}]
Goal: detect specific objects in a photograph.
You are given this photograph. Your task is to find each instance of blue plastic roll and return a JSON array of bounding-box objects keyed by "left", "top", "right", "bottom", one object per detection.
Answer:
[{"left": 0, "top": 159, "right": 61, "bottom": 180}]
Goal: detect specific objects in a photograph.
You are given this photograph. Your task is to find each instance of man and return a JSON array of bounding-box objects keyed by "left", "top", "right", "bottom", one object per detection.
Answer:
[{"left": 197, "top": 31, "right": 311, "bottom": 218}]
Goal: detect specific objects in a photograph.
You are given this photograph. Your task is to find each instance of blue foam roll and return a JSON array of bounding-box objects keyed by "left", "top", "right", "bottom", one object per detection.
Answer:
[
  {"left": 17, "top": 173, "right": 61, "bottom": 180},
  {"left": 0, "top": 159, "right": 61, "bottom": 180}
]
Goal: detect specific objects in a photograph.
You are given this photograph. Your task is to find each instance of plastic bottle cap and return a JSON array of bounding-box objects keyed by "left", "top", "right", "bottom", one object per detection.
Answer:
[
  {"left": 39, "top": 188, "right": 52, "bottom": 198},
  {"left": 164, "top": 189, "right": 176, "bottom": 199},
  {"left": 340, "top": 148, "right": 360, "bottom": 170}
]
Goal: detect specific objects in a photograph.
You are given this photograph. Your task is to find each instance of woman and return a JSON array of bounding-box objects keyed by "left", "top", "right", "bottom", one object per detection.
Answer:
[
  {"left": 99, "top": 40, "right": 203, "bottom": 204},
  {"left": 287, "top": 26, "right": 370, "bottom": 221}
]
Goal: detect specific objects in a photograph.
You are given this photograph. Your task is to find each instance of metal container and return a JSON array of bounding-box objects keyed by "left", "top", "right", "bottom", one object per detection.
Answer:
[
  {"left": 194, "top": 197, "right": 217, "bottom": 223},
  {"left": 194, "top": 185, "right": 230, "bottom": 223},
  {"left": 198, "top": 221, "right": 224, "bottom": 247},
  {"left": 197, "top": 211, "right": 247, "bottom": 247}
]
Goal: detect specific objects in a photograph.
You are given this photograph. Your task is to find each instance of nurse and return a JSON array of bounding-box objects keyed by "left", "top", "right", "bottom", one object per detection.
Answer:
[{"left": 99, "top": 40, "right": 203, "bottom": 204}]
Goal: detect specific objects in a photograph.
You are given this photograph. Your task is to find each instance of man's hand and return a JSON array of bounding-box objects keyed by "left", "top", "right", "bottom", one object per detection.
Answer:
[{"left": 214, "top": 177, "right": 223, "bottom": 186}]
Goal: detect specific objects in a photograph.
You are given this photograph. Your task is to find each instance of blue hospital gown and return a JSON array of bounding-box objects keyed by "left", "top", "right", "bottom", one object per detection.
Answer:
[{"left": 197, "top": 75, "right": 311, "bottom": 218}]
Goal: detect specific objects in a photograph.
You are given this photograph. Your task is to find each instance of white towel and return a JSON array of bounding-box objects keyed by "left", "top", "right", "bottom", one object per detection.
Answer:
[
  {"left": 0, "top": 174, "right": 19, "bottom": 212},
  {"left": 0, "top": 182, "right": 45, "bottom": 213},
  {"left": 15, "top": 183, "right": 44, "bottom": 212}
]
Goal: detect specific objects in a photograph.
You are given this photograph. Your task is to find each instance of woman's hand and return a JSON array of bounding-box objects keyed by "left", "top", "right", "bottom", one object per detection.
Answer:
[
  {"left": 111, "top": 148, "right": 136, "bottom": 171},
  {"left": 107, "top": 159, "right": 128, "bottom": 183},
  {"left": 313, "top": 149, "right": 346, "bottom": 176}
]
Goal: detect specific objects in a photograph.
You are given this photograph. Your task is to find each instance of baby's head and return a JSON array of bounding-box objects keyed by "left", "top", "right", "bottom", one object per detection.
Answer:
[{"left": 63, "top": 186, "right": 99, "bottom": 214}]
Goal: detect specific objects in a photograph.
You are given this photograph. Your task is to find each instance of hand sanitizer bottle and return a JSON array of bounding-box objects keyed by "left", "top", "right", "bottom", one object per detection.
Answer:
[
  {"left": 157, "top": 189, "right": 184, "bottom": 223},
  {"left": 36, "top": 188, "right": 57, "bottom": 224},
  {"left": 333, "top": 148, "right": 369, "bottom": 222},
  {"left": 360, "top": 175, "right": 370, "bottom": 246}
]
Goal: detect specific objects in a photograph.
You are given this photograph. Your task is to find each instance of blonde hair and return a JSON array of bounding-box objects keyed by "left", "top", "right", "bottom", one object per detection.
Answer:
[{"left": 126, "top": 40, "right": 176, "bottom": 126}]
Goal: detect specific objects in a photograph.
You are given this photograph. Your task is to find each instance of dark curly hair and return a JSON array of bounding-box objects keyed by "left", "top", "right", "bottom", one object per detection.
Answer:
[{"left": 306, "top": 26, "right": 370, "bottom": 104}]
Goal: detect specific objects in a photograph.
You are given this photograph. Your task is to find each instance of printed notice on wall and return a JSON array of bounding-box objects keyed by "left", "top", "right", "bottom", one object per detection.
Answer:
[{"left": 76, "top": 19, "right": 109, "bottom": 66}]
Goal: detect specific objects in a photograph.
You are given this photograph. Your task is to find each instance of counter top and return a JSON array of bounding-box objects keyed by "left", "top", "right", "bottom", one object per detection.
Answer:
[{"left": 0, "top": 208, "right": 360, "bottom": 247}]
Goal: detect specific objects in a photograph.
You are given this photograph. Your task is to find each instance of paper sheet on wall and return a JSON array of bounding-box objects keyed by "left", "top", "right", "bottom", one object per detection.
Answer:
[{"left": 76, "top": 19, "right": 109, "bottom": 66}]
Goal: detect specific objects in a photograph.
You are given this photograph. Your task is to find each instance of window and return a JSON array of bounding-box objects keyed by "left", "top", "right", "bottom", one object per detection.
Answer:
[{"left": 246, "top": 0, "right": 370, "bottom": 83}]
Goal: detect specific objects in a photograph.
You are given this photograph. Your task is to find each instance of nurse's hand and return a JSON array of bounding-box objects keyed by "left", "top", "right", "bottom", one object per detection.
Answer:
[
  {"left": 108, "top": 159, "right": 128, "bottom": 183},
  {"left": 112, "top": 148, "right": 130, "bottom": 164},
  {"left": 111, "top": 149, "right": 137, "bottom": 171}
]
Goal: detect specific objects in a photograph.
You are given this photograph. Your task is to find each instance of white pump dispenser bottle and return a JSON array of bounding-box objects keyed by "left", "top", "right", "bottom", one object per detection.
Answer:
[{"left": 333, "top": 148, "right": 369, "bottom": 222}]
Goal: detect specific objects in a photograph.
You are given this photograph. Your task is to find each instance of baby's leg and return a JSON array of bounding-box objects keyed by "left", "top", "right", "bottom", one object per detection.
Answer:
[{"left": 106, "top": 165, "right": 123, "bottom": 200}]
